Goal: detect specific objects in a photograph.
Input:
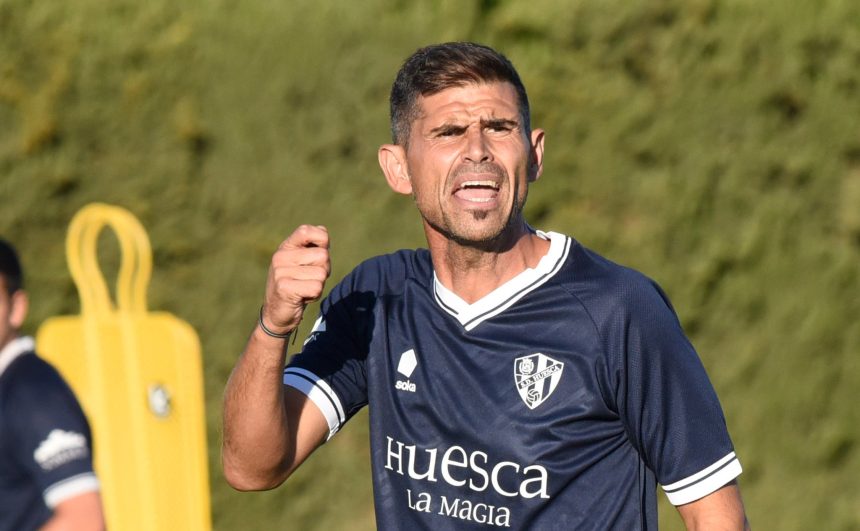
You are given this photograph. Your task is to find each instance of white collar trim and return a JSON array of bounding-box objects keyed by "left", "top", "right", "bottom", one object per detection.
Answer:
[
  {"left": 0, "top": 336, "right": 35, "bottom": 377},
  {"left": 433, "top": 231, "right": 571, "bottom": 331}
]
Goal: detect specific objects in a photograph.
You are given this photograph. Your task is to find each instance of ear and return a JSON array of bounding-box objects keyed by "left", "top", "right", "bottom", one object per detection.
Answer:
[
  {"left": 378, "top": 144, "right": 413, "bottom": 195},
  {"left": 9, "top": 290, "right": 28, "bottom": 330},
  {"left": 528, "top": 128, "right": 546, "bottom": 183}
]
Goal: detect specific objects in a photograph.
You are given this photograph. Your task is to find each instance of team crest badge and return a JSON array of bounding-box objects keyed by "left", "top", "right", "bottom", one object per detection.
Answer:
[{"left": 514, "top": 353, "right": 564, "bottom": 409}]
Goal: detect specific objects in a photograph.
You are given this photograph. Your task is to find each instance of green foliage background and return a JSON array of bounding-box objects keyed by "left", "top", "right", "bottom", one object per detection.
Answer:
[{"left": 2, "top": 0, "right": 859, "bottom": 528}]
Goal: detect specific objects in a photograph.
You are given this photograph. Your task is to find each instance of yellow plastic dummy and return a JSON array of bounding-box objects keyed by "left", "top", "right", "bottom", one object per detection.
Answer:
[{"left": 36, "top": 203, "right": 211, "bottom": 531}]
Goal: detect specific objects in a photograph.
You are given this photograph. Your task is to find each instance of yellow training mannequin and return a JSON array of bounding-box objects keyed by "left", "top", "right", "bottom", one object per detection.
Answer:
[{"left": 37, "top": 203, "right": 211, "bottom": 531}]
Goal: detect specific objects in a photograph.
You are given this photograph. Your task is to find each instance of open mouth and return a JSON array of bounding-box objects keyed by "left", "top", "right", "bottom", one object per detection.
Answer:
[{"left": 453, "top": 180, "right": 501, "bottom": 203}]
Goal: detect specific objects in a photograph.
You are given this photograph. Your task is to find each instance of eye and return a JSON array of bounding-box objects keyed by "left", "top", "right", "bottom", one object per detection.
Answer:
[{"left": 436, "top": 126, "right": 465, "bottom": 137}]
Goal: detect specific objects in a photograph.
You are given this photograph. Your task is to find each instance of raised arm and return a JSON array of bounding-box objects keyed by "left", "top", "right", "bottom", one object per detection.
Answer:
[
  {"left": 676, "top": 480, "right": 750, "bottom": 531},
  {"left": 222, "top": 225, "right": 332, "bottom": 491}
]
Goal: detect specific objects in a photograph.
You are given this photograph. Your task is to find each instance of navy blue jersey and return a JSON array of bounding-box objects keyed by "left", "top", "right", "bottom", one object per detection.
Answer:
[
  {"left": 0, "top": 337, "right": 100, "bottom": 531},
  {"left": 285, "top": 231, "right": 741, "bottom": 530}
]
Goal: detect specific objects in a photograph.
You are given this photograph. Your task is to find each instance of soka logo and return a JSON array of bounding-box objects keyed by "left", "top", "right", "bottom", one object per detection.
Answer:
[
  {"left": 396, "top": 349, "right": 418, "bottom": 393},
  {"left": 514, "top": 353, "right": 564, "bottom": 409}
]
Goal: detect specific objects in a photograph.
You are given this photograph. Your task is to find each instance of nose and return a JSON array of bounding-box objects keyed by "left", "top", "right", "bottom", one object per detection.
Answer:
[{"left": 463, "top": 126, "right": 492, "bottom": 164}]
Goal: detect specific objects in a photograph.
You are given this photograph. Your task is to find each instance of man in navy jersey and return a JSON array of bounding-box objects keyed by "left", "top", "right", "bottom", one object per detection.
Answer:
[
  {"left": 0, "top": 239, "right": 105, "bottom": 531},
  {"left": 223, "top": 42, "right": 750, "bottom": 529}
]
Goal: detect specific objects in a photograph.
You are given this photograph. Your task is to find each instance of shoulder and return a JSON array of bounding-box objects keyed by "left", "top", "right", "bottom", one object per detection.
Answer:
[
  {"left": 0, "top": 352, "right": 80, "bottom": 428},
  {"left": 555, "top": 239, "right": 678, "bottom": 326},
  {"left": 318, "top": 248, "right": 431, "bottom": 317},
  {"left": 344, "top": 248, "right": 432, "bottom": 294},
  {"left": 1, "top": 352, "right": 66, "bottom": 397}
]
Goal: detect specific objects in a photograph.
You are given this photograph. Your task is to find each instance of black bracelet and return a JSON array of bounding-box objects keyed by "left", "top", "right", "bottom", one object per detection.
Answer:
[{"left": 258, "top": 306, "right": 292, "bottom": 339}]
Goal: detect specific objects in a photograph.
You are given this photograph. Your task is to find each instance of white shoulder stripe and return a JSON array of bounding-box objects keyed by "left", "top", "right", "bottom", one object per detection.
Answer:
[
  {"left": 662, "top": 452, "right": 742, "bottom": 506},
  {"left": 44, "top": 473, "right": 100, "bottom": 508},
  {"left": 0, "top": 336, "right": 35, "bottom": 377},
  {"left": 283, "top": 368, "right": 345, "bottom": 441}
]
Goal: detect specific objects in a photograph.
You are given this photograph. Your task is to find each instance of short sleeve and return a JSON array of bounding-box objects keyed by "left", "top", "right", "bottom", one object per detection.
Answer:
[
  {"left": 5, "top": 359, "right": 100, "bottom": 508},
  {"left": 602, "top": 278, "right": 742, "bottom": 505},
  {"left": 284, "top": 269, "right": 376, "bottom": 440}
]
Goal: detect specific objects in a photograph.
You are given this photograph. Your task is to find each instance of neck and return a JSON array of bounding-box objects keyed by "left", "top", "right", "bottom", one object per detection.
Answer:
[{"left": 426, "top": 221, "right": 550, "bottom": 304}]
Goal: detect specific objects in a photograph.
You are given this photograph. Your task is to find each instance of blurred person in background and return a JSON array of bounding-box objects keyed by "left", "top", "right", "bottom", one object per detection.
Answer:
[
  {"left": 0, "top": 239, "right": 104, "bottom": 531},
  {"left": 223, "top": 42, "right": 749, "bottom": 529}
]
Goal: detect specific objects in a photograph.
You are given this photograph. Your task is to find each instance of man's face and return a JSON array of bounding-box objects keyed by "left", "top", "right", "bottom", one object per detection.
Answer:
[
  {"left": 397, "top": 82, "right": 544, "bottom": 246},
  {"left": 0, "top": 277, "right": 26, "bottom": 350}
]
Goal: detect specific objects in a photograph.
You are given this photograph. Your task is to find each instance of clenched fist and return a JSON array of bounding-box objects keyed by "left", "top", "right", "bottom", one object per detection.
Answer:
[{"left": 260, "top": 224, "right": 331, "bottom": 336}]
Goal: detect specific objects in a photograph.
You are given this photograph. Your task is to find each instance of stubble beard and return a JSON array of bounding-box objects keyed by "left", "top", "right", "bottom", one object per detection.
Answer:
[
  {"left": 425, "top": 180, "right": 529, "bottom": 253},
  {"left": 412, "top": 159, "right": 533, "bottom": 252}
]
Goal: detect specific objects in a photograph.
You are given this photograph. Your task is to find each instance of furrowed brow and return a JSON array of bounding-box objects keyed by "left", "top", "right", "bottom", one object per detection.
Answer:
[
  {"left": 481, "top": 118, "right": 519, "bottom": 129},
  {"left": 429, "top": 122, "right": 468, "bottom": 136}
]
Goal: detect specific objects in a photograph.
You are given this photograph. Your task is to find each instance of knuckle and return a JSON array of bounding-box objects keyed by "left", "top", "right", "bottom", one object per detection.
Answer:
[
  {"left": 309, "top": 267, "right": 328, "bottom": 282},
  {"left": 311, "top": 247, "right": 329, "bottom": 262},
  {"left": 300, "top": 279, "right": 324, "bottom": 297},
  {"left": 272, "top": 249, "right": 289, "bottom": 265},
  {"left": 274, "top": 277, "right": 293, "bottom": 295}
]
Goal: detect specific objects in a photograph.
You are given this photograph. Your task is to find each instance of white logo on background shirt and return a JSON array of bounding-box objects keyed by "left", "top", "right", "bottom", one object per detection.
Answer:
[
  {"left": 396, "top": 349, "right": 418, "bottom": 392},
  {"left": 33, "top": 429, "right": 89, "bottom": 470},
  {"left": 514, "top": 353, "right": 564, "bottom": 409}
]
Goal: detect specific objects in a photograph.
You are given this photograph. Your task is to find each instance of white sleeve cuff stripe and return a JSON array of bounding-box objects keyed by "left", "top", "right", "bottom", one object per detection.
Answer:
[
  {"left": 663, "top": 451, "right": 737, "bottom": 491},
  {"left": 663, "top": 456, "right": 743, "bottom": 506},
  {"left": 284, "top": 367, "right": 346, "bottom": 421},
  {"left": 44, "top": 473, "right": 100, "bottom": 508},
  {"left": 283, "top": 370, "right": 344, "bottom": 440}
]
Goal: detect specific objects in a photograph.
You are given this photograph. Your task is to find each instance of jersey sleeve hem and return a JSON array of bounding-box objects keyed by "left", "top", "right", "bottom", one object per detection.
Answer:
[
  {"left": 44, "top": 473, "right": 100, "bottom": 508},
  {"left": 662, "top": 452, "right": 742, "bottom": 506},
  {"left": 283, "top": 367, "right": 345, "bottom": 441}
]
